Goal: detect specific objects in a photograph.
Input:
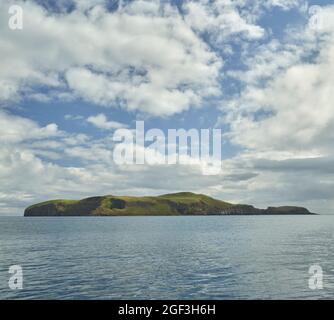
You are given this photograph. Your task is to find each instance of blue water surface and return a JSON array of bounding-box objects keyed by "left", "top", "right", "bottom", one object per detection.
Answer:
[{"left": 0, "top": 216, "right": 333, "bottom": 299}]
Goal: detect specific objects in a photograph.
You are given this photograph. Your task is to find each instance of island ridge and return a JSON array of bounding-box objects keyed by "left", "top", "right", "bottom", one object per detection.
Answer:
[{"left": 24, "top": 192, "right": 316, "bottom": 216}]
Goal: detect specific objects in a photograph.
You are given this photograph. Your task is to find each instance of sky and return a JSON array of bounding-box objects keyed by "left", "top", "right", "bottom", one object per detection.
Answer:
[{"left": 1, "top": 0, "right": 334, "bottom": 215}]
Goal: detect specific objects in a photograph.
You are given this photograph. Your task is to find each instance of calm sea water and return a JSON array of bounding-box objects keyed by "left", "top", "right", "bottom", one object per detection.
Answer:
[{"left": 0, "top": 216, "right": 333, "bottom": 300}]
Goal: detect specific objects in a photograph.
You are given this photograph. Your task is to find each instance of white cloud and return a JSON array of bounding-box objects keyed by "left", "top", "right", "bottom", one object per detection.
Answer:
[
  {"left": 0, "top": 111, "right": 61, "bottom": 144},
  {"left": 1, "top": 0, "right": 299, "bottom": 115},
  {"left": 64, "top": 114, "right": 84, "bottom": 121},
  {"left": 225, "top": 7, "right": 334, "bottom": 156},
  {"left": 183, "top": 0, "right": 266, "bottom": 44},
  {"left": 265, "top": 0, "right": 305, "bottom": 11},
  {"left": 0, "top": 0, "right": 222, "bottom": 116},
  {"left": 87, "top": 113, "right": 127, "bottom": 130}
]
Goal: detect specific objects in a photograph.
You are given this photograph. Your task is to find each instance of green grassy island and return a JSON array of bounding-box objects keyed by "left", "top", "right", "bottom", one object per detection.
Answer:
[{"left": 24, "top": 192, "right": 316, "bottom": 216}]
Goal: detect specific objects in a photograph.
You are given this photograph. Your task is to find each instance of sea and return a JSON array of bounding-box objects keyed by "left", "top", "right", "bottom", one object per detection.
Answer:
[{"left": 0, "top": 215, "right": 333, "bottom": 299}]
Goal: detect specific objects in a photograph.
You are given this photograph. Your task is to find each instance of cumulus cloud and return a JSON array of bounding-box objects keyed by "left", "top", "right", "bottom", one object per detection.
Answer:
[
  {"left": 2, "top": 0, "right": 294, "bottom": 115},
  {"left": 225, "top": 6, "right": 334, "bottom": 157},
  {"left": 0, "top": 111, "right": 61, "bottom": 144},
  {"left": 87, "top": 113, "right": 128, "bottom": 130},
  {"left": 183, "top": 0, "right": 265, "bottom": 44},
  {"left": 0, "top": 0, "right": 222, "bottom": 116},
  {"left": 1, "top": 0, "right": 298, "bottom": 114}
]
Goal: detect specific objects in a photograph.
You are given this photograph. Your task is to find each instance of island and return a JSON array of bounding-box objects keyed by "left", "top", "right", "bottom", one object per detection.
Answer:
[{"left": 24, "top": 192, "right": 316, "bottom": 216}]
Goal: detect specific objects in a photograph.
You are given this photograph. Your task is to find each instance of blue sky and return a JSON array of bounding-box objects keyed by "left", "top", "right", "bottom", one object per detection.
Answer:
[{"left": 1, "top": 0, "right": 334, "bottom": 215}]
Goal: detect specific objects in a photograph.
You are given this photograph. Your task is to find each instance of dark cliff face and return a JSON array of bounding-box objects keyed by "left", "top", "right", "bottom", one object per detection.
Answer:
[
  {"left": 24, "top": 193, "right": 315, "bottom": 217},
  {"left": 24, "top": 197, "right": 104, "bottom": 217}
]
